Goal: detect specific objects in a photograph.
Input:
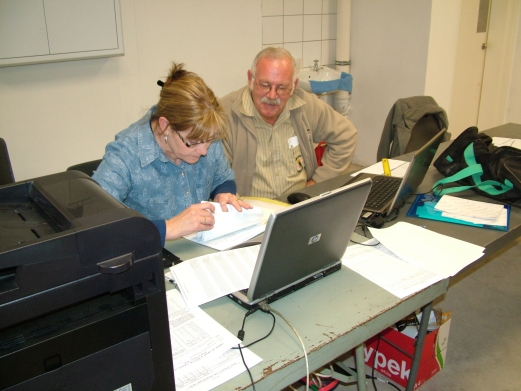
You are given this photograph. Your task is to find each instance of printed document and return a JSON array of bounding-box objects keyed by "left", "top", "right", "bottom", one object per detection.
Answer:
[
  {"left": 166, "top": 289, "right": 262, "bottom": 391},
  {"left": 170, "top": 245, "right": 259, "bottom": 308},
  {"left": 342, "top": 240, "right": 443, "bottom": 298},
  {"left": 368, "top": 222, "right": 485, "bottom": 278},
  {"left": 183, "top": 198, "right": 287, "bottom": 251}
]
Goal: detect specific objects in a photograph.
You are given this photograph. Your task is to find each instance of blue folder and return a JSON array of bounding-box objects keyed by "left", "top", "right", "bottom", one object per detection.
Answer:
[{"left": 407, "top": 194, "right": 510, "bottom": 232}]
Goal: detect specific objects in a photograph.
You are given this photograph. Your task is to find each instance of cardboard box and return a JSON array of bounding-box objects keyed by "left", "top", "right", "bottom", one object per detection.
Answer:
[{"left": 364, "top": 319, "right": 451, "bottom": 389}]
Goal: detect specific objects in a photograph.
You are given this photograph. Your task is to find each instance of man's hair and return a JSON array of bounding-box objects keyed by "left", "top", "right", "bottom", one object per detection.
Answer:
[
  {"left": 151, "top": 63, "right": 227, "bottom": 141},
  {"left": 250, "top": 47, "right": 297, "bottom": 82}
]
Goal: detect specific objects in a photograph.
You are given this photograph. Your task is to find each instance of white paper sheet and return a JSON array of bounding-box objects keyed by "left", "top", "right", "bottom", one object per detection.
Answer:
[
  {"left": 435, "top": 195, "right": 504, "bottom": 221},
  {"left": 170, "top": 245, "right": 259, "bottom": 308},
  {"left": 368, "top": 222, "right": 485, "bottom": 278},
  {"left": 166, "top": 289, "right": 240, "bottom": 370},
  {"left": 492, "top": 137, "right": 521, "bottom": 149},
  {"left": 342, "top": 240, "right": 443, "bottom": 298},
  {"left": 183, "top": 199, "right": 285, "bottom": 251},
  {"left": 166, "top": 289, "right": 262, "bottom": 391}
]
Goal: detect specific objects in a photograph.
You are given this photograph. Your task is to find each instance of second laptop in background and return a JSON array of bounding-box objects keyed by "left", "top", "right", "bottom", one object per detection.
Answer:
[{"left": 345, "top": 128, "right": 447, "bottom": 216}]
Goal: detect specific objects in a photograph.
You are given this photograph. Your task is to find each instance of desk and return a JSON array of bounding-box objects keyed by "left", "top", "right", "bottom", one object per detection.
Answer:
[
  {"left": 279, "top": 123, "right": 521, "bottom": 261},
  {"left": 165, "top": 123, "right": 519, "bottom": 390},
  {"left": 165, "top": 238, "right": 449, "bottom": 391}
]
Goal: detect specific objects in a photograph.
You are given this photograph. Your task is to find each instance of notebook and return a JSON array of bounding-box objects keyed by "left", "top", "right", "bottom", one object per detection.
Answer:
[
  {"left": 228, "top": 178, "right": 372, "bottom": 310},
  {"left": 345, "top": 128, "right": 446, "bottom": 216}
]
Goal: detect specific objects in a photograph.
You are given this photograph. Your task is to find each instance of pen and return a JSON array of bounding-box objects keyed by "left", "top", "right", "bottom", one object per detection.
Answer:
[{"left": 382, "top": 158, "right": 391, "bottom": 176}]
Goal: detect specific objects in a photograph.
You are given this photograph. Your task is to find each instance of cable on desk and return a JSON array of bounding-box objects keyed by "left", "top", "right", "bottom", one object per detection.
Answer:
[
  {"left": 258, "top": 301, "right": 310, "bottom": 391},
  {"left": 234, "top": 308, "right": 257, "bottom": 391}
]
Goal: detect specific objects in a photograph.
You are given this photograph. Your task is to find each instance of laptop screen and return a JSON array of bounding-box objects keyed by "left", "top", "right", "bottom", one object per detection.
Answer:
[
  {"left": 247, "top": 178, "right": 372, "bottom": 304},
  {"left": 387, "top": 128, "right": 446, "bottom": 213}
]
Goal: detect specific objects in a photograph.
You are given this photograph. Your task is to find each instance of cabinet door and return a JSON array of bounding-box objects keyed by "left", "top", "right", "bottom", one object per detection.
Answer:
[
  {"left": 0, "top": 0, "right": 49, "bottom": 59},
  {"left": 0, "top": 0, "right": 123, "bottom": 67},
  {"left": 44, "top": 0, "right": 120, "bottom": 54}
]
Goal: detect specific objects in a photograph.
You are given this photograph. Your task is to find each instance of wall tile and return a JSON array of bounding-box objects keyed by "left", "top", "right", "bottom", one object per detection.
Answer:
[
  {"left": 284, "top": 15, "right": 303, "bottom": 43},
  {"left": 262, "top": 0, "right": 283, "bottom": 16},
  {"left": 322, "top": 13, "right": 336, "bottom": 40},
  {"left": 284, "top": 42, "right": 303, "bottom": 67},
  {"left": 303, "top": 40, "right": 322, "bottom": 67},
  {"left": 304, "top": 0, "right": 322, "bottom": 15},
  {"left": 264, "top": 43, "right": 283, "bottom": 50},
  {"left": 263, "top": 16, "right": 283, "bottom": 44},
  {"left": 284, "top": 0, "right": 304, "bottom": 15},
  {"left": 304, "top": 14, "right": 321, "bottom": 41},
  {"left": 321, "top": 39, "right": 336, "bottom": 66},
  {"left": 322, "top": 0, "right": 337, "bottom": 14}
]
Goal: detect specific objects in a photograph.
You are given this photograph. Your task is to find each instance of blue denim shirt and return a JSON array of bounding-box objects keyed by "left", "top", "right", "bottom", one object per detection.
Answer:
[{"left": 92, "top": 106, "right": 236, "bottom": 224}]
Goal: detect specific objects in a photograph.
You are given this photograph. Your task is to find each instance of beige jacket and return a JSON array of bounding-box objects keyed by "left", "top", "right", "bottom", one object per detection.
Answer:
[{"left": 219, "top": 87, "right": 358, "bottom": 196}]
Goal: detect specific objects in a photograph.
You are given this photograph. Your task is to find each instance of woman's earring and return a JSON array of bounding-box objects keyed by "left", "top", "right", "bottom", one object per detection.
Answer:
[{"left": 164, "top": 134, "right": 169, "bottom": 143}]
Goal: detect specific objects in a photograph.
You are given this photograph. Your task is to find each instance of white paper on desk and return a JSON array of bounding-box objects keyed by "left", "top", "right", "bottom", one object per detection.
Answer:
[
  {"left": 175, "top": 347, "right": 262, "bottom": 391},
  {"left": 368, "top": 222, "right": 485, "bottom": 278},
  {"left": 443, "top": 208, "right": 508, "bottom": 226},
  {"left": 342, "top": 241, "right": 443, "bottom": 298},
  {"left": 493, "top": 137, "right": 521, "bottom": 149},
  {"left": 166, "top": 289, "right": 240, "bottom": 370},
  {"left": 350, "top": 159, "right": 409, "bottom": 177},
  {"left": 435, "top": 195, "right": 504, "bottom": 221},
  {"left": 166, "top": 290, "right": 262, "bottom": 391},
  {"left": 170, "top": 245, "right": 259, "bottom": 308}
]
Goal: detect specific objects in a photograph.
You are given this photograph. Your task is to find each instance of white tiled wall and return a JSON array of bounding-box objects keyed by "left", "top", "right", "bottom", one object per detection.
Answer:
[{"left": 262, "top": 0, "right": 337, "bottom": 69}]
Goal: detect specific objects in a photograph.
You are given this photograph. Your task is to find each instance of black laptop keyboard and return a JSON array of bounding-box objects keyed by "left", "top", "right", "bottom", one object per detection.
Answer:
[{"left": 365, "top": 176, "right": 402, "bottom": 210}]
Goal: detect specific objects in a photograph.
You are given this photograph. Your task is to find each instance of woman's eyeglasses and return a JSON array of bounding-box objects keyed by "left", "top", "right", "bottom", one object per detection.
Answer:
[{"left": 175, "top": 130, "right": 213, "bottom": 148}]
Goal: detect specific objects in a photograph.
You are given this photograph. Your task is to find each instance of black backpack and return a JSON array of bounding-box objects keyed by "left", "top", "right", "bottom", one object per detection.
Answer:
[{"left": 433, "top": 126, "right": 521, "bottom": 207}]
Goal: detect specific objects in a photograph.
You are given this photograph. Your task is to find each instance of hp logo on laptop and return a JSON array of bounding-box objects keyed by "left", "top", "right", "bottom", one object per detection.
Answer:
[{"left": 308, "top": 233, "right": 322, "bottom": 245}]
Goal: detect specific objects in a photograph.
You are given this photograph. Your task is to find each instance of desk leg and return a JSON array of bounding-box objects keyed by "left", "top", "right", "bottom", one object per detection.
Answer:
[
  {"left": 405, "top": 302, "right": 432, "bottom": 391},
  {"left": 354, "top": 343, "right": 367, "bottom": 391}
]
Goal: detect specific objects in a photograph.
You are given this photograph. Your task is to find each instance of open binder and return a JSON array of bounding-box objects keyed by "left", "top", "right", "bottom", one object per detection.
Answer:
[{"left": 407, "top": 194, "right": 510, "bottom": 232}]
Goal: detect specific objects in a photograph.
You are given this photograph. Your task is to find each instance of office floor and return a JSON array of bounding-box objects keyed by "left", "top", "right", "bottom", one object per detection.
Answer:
[{"left": 284, "top": 237, "right": 521, "bottom": 391}]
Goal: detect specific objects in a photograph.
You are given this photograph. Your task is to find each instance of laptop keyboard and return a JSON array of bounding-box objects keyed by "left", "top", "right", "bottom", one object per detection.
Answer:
[{"left": 365, "top": 176, "right": 402, "bottom": 210}]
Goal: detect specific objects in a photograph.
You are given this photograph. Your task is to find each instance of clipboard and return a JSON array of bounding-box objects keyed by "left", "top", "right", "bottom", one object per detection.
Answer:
[{"left": 407, "top": 194, "right": 510, "bottom": 232}]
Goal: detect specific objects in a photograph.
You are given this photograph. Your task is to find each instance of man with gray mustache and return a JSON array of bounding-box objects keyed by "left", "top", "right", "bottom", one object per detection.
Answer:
[{"left": 220, "top": 47, "right": 358, "bottom": 199}]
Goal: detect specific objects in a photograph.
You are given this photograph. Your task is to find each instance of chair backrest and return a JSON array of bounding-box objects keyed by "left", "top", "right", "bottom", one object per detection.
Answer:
[
  {"left": 67, "top": 159, "right": 102, "bottom": 177},
  {"left": 0, "top": 138, "right": 15, "bottom": 185},
  {"left": 404, "top": 114, "right": 443, "bottom": 154},
  {"left": 376, "top": 96, "right": 450, "bottom": 161}
]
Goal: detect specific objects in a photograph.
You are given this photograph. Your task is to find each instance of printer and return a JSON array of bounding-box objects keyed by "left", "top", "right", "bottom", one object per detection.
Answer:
[{"left": 0, "top": 171, "right": 175, "bottom": 390}]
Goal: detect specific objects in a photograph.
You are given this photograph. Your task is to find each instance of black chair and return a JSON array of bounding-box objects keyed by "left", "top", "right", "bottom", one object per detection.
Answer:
[
  {"left": 67, "top": 159, "right": 102, "bottom": 177},
  {"left": 0, "top": 138, "right": 15, "bottom": 185}
]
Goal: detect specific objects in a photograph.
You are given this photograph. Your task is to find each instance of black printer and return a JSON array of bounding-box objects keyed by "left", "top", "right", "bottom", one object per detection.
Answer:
[{"left": 0, "top": 171, "right": 175, "bottom": 390}]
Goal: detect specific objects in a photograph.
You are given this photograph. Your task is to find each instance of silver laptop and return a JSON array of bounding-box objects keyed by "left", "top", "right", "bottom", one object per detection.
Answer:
[
  {"left": 228, "top": 178, "right": 372, "bottom": 309},
  {"left": 345, "top": 128, "right": 446, "bottom": 216}
]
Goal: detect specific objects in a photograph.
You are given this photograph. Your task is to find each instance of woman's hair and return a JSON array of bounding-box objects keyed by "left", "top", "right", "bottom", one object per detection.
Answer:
[{"left": 151, "top": 63, "right": 227, "bottom": 141}]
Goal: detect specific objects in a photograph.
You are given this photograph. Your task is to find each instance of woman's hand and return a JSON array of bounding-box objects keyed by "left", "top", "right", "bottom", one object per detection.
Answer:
[
  {"left": 213, "top": 193, "right": 252, "bottom": 212},
  {"left": 164, "top": 202, "right": 216, "bottom": 240}
]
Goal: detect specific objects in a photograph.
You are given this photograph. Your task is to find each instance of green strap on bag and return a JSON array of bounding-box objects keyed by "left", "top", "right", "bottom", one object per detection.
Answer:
[{"left": 433, "top": 143, "right": 512, "bottom": 196}]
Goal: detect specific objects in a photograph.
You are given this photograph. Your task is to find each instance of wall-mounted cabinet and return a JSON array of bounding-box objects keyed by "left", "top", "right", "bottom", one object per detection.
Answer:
[{"left": 0, "top": 0, "right": 123, "bottom": 67}]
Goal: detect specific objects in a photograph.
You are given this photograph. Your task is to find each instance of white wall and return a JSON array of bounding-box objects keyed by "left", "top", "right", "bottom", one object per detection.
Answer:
[
  {"left": 348, "top": 0, "right": 433, "bottom": 165},
  {"left": 506, "top": 3, "right": 521, "bottom": 125},
  {"left": 0, "top": 0, "right": 261, "bottom": 181},
  {"left": 1, "top": 0, "right": 520, "bottom": 182}
]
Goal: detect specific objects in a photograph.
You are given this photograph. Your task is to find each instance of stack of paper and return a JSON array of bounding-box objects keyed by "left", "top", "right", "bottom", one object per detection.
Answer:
[
  {"left": 434, "top": 195, "right": 507, "bottom": 227},
  {"left": 183, "top": 202, "right": 271, "bottom": 250},
  {"left": 166, "top": 289, "right": 262, "bottom": 391},
  {"left": 343, "top": 222, "right": 486, "bottom": 298}
]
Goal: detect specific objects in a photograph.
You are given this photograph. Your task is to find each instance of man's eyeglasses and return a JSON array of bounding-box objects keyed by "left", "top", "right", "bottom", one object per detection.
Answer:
[
  {"left": 253, "top": 78, "right": 293, "bottom": 97},
  {"left": 175, "top": 130, "right": 212, "bottom": 148}
]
